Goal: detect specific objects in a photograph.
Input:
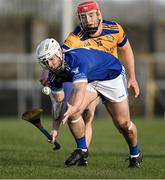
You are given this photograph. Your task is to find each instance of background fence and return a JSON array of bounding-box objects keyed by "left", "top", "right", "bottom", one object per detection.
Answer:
[
  {"left": 0, "top": 0, "right": 164, "bottom": 117},
  {"left": 0, "top": 52, "right": 164, "bottom": 117}
]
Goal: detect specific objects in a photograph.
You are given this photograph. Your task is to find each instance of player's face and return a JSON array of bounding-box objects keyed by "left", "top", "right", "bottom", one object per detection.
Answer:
[
  {"left": 46, "top": 52, "right": 64, "bottom": 73},
  {"left": 79, "top": 10, "right": 100, "bottom": 34}
]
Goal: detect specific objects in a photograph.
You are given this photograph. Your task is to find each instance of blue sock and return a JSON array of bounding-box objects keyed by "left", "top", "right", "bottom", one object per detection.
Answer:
[
  {"left": 129, "top": 144, "right": 140, "bottom": 156},
  {"left": 75, "top": 136, "right": 87, "bottom": 150}
]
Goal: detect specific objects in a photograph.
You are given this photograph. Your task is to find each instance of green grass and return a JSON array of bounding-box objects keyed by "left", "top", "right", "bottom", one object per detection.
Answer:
[{"left": 0, "top": 116, "right": 165, "bottom": 179}]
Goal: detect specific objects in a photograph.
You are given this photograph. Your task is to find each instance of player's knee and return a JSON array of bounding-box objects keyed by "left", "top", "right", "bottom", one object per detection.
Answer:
[
  {"left": 68, "top": 111, "right": 81, "bottom": 123},
  {"left": 117, "top": 121, "right": 133, "bottom": 133},
  {"left": 83, "top": 109, "right": 95, "bottom": 123},
  {"left": 69, "top": 116, "right": 82, "bottom": 124}
]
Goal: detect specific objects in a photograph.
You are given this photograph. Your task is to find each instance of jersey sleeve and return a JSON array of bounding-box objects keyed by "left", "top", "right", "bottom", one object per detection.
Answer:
[
  {"left": 116, "top": 23, "right": 128, "bottom": 47},
  {"left": 71, "top": 63, "right": 88, "bottom": 84},
  {"left": 62, "top": 32, "right": 81, "bottom": 49},
  {"left": 62, "top": 26, "right": 83, "bottom": 50}
]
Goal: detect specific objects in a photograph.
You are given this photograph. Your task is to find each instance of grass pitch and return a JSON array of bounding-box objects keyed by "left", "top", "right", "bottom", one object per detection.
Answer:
[{"left": 0, "top": 116, "right": 165, "bottom": 179}]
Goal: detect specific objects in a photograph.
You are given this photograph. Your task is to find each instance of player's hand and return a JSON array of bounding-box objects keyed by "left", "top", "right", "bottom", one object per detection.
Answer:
[
  {"left": 127, "top": 78, "right": 140, "bottom": 98},
  {"left": 62, "top": 103, "right": 73, "bottom": 124},
  {"left": 48, "top": 130, "right": 58, "bottom": 144},
  {"left": 40, "top": 79, "right": 48, "bottom": 86},
  {"left": 40, "top": 69, "right": 49, "bottom": 86}
]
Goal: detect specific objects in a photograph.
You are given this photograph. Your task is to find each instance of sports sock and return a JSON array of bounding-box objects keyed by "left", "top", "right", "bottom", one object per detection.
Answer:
[
  {"left": 129, "top": 144, "right": 140, "bottom": 158},
  {"left": 75, "top": 136, "right": 87, "bottom": 150}
]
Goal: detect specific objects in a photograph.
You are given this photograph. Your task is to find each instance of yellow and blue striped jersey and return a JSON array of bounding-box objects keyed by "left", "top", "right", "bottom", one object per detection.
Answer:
[{"left": 62, "top": 20, "right": 128, "bottom": 58}]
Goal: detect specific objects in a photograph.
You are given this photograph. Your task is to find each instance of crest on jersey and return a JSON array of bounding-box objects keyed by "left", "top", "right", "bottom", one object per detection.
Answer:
[
  {"left": 71, "top": 67, "right": 79, "bottom": 74},
  {"left": 106, "top": 35, "right": 114, "bottom": 42}
]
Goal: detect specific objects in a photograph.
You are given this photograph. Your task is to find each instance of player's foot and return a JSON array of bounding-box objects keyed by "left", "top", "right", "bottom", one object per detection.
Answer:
[
  {"left": 65, "top": 149, "right": 88, "bottom": 166},
  {"left": 77, "top": 157, "right": 88, "bottom": 166},
  {"left": 129, "top": 152, "right": 143, "bottom": 168}
]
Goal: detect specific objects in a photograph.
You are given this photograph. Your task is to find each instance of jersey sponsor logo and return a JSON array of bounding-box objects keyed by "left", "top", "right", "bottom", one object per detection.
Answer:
[
  {"left": 83, "top": 42, "right": 91, "bottom": 47},
  {"left": 95, "top": 40, "right": 103, "bottom": 46},
  {"left": 109, "top": 45, "right": 116, "bottom": 53}
]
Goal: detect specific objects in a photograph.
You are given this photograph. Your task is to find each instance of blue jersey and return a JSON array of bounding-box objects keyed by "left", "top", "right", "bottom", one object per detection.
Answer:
[{"left": 48, "top": 48, "right": 122, "bottom": 92}]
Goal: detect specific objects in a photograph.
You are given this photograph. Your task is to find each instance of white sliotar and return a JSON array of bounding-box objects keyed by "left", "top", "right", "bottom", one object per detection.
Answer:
[{"left": 42, "top": 86, "right": 51, "bottom": 95}]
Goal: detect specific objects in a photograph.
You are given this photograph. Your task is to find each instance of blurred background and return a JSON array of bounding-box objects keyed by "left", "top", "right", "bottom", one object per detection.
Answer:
[{"left": 0, "top": 0, "right": 164, "bottom": 118}]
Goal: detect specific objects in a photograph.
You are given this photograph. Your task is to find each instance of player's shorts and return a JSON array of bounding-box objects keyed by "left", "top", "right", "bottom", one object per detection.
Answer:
[
  {"left": 63, "top": 69, "right": 128, "bottom": 104},
  {"left": 87, "top": 72, "right": 128, "bottom": 102}
]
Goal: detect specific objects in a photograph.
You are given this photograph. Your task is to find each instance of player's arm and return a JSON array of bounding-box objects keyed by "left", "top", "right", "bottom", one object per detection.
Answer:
[
  {"left": 69, "top": 82, "right": 87, "bottom": 114},
  {"left": 62, "top": 82, "right": 87, "bottom": 124},
  {"left": 117, "top": 23, "right": 140, "bottom": 98},
  {"left": 50, "top": 81, "right": 87, "bottom": 140},
  {"left": 119, "top": 40, "right": 140, "bottom": 98},
  {"left": 47, "top": 90, "right": 64, "bottom": 144},
  {"left": 62, "top": 60, "right": 88, "bottom": 123},
  {"left": 47, "top": 71, "right": 65, "bottom": 143},
  {"left": 119, "top": 40, "right": 135, "bottom": 79}
]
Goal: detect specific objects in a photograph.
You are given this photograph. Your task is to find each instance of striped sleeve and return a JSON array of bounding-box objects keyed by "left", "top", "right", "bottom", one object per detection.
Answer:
[{"left": 116, "top": 23, "right": 128, "bottom": 47}]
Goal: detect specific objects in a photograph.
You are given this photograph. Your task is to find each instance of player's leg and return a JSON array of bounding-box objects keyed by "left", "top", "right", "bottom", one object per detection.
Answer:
[
  {"left": 92, "top": 72, "right": 142, "bottom": 168},
  {"left": 65, "top": 115, "right": 89, "bottom": 166},
  {"left": 65, "top": 88, "right": 98, "bottom": 166},
  {"left": 105, "top": 99, "right": 137, "bottom": 145},
  {"left": 63, "top": 82, "right": 99, "bottom": 147},
  {"left": 83, "top": 96, "right": 100, "bottom": 147},
  {"left": 104, "top": 99, "right": 142, "bottom": 168}
]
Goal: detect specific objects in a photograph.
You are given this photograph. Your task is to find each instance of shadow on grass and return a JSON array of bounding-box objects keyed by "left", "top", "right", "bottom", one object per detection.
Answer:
[
  {"left": 91, "top": 151, "right": 127, "bottom": 157},
  {"left": 0, "top": 156, "right": 63, "bottom": 168},
  {"left": 91, "top": 151, "right": 165, "bottom": 160},
  {"left": 143, "top": 153, "right": 165, "bottom": 158}
]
